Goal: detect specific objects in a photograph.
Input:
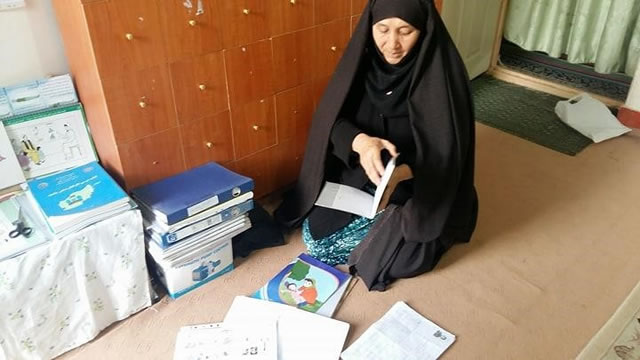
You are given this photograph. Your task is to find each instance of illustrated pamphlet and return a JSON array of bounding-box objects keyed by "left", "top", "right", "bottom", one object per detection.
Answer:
[
  {"left": 252, "top": 253, "right": 351, "bottom": 317},
  {"left": 0, "top": 122, "right": 25, "bottom": 190},
  {"left": 2, "top": 104, "right": 96, "bottom": 179},
  {"left": 1, "top": 74, "right": 78, "bottom": 118},
  {"left": 315, "top": 156, "right": 397, "bottom": 218}
]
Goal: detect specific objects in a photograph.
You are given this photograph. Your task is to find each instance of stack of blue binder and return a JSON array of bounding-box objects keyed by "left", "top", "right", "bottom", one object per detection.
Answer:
[{"left": 132, "top": 162, "right": 254, "bottom": 299}]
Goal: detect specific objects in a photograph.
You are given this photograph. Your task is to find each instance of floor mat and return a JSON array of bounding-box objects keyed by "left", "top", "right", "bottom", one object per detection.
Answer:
[
  {"left": 499, "top": 41, "right": 631, "bottom": 102},
  {"left": 471, "top": 74, "right": 593, "bottom": 156}
]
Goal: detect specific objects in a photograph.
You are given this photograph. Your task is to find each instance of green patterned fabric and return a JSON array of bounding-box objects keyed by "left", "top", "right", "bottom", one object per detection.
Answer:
[
  {"left": 504, "top": 0, "right": 640, "bottom": 76},
  {"left": 302, "top": 212, "right": 383, "bottom": 266}
]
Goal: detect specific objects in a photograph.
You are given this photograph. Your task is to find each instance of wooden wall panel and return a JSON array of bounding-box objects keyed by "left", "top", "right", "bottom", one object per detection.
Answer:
[
  {"left": 83, "top": 0, "right": 166, "bottom": 80},
  {"left": 315, "top": 0, "right": 350, "bottom": 25},
  {"left": 170, "top": 52, "right": 228, "bottom": 123},
  {"left": 102, "top": 65, "right": 177, "bottom": 143},
  {"left": 272, "top": 28, "right": 316, "bottom": 93},
  {"left": 225, "top": 40, "right": 274, "bottom": 108},
  {"left": 219, "top": 0, "right": 271, "bottom": 48},
  {"left": 54, "top": 0, "right": 348, "bottom": 193},
  {"left": 231, "top": 97, "right": 277, "bottom": 159},
  {"left": 160, "top": 0, "right": 223, "bottom": 62},
  {"left": 268, "top": 0, "right": 314, "bottom": 36},
  {"left": 314, "top": 18, "right": 351, "bottom": 79},
  {"left": 118, "top": 127, "right": 185, "bottom": 189},
  {"left": 180, "top": 111, "right": 234, "bottom": 169}
]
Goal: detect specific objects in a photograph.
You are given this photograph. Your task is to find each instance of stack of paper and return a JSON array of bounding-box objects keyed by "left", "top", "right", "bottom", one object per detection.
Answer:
[
  {"left": 173, "top": 296, "right": 350, "bottom": 360},
  {"left": 27, "top": 161, "right": 132, "bottom": 237}
]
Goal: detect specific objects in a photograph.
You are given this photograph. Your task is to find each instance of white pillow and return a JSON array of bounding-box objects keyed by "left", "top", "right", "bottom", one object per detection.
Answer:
[{"left": 555, "top": 93, "right": 631, "bottom": 143}]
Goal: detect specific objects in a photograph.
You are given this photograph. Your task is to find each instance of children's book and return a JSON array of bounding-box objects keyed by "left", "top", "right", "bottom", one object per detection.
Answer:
[
  {"left": 315, "top": 156, "right": 412, "bottom": 219},
  {"left": 27, "top": 161, "right": 131, "bottom": 236},
  {"left": 0, "top": 122, "right": 25, "bottom": 190},
  {"left": 131, "top": 162, "right": 254, "bottom": 225},
  {"left": 252, "top": 253, "right": 352, "bottom": 318}
]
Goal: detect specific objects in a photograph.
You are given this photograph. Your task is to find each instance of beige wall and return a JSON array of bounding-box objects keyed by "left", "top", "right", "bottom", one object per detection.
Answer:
[{"left": 0, "top": 0, "right": 68, "bottom": 86}]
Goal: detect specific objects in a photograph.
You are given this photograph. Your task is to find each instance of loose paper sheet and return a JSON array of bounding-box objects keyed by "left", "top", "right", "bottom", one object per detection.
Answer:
[
  {"left": 341, "top": 301, "right": 455, "bottom": 360},
  {"left": 224, "top": 296, "right": 350, "bottom": 360},
  {"left": 174, "top": 321, "right": 277, "bottom": 360}
]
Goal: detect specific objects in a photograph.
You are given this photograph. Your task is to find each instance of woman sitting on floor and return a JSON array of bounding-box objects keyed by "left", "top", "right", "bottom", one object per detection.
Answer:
[{"left": 275, "top": 0, "right": 478, "bottom": 291}]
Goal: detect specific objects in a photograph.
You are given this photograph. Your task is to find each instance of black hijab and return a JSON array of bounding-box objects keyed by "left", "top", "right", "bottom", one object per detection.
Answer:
[
  {"left": 365, "top": 0, "right": 425, "bottom": 118},
  {"left": 275, "top": 0, "right": 478, "bottom": 290}
]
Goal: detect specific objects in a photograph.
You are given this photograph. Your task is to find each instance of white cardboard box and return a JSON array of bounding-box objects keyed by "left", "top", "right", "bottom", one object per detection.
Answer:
[{"left": 153, "top": 235, "right": 234, "bottom": 299}]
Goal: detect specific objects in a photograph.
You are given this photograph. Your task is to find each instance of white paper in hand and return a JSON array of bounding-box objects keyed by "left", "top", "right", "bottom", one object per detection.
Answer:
[
  {"left": 341, "top": 301, "right": 455, "bottom": 360},
  {"left": 314, "top": 156, "right": 397, "bottom": 219}
]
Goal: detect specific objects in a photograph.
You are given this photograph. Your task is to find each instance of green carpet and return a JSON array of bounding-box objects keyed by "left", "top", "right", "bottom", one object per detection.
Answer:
[{"left": 471, "top": 75, "right": 593, "bottom": 156}]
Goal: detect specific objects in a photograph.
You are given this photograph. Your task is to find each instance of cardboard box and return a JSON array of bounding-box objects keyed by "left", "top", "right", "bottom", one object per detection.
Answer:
[{"left": 151, "top": 235, "right": 235, "bottom": 299}]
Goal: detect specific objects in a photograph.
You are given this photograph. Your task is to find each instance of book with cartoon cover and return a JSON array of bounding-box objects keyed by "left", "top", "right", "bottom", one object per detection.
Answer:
[{"left": 251, "top": 253, "right": 352, "bottom": 317}]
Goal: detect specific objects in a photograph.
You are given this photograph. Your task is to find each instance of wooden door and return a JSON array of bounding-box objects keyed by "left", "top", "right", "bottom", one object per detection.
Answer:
[{"left": 440, "top": 0, "right": 503, "bottom": 79}]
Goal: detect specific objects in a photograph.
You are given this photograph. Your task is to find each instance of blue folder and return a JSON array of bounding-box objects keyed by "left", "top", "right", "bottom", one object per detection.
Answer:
[{"left": 131, "top": 162, "right": 254, "bottom": 225}]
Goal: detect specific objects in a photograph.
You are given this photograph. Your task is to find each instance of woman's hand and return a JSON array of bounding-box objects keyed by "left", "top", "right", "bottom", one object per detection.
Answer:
[{"left": 352, "top": 133, "right": 398, "bottom": 185}]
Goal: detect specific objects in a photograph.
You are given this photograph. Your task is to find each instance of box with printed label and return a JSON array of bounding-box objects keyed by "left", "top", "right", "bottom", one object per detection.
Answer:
[{"left": 152, "top": 235, "right": 235, "bottom": 299}]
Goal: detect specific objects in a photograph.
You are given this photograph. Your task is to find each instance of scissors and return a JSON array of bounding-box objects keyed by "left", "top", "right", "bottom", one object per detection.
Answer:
[{"left": 9, "top": 208, "right": 33, "bottom": 238}]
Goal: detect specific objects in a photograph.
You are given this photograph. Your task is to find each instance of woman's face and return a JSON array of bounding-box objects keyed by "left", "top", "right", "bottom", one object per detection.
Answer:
[{"left": 372, "top": 17, "right": 421, "bottom": 65}]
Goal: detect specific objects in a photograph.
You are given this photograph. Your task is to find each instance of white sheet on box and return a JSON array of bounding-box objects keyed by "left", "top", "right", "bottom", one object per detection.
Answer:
[{"left": 0, "top": 209, "right": 150, "bottom": 360}]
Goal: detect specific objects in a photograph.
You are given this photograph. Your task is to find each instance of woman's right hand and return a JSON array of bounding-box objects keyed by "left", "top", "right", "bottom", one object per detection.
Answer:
[{"left": 352, "top": 133, "right": 398, "bottom": 185}]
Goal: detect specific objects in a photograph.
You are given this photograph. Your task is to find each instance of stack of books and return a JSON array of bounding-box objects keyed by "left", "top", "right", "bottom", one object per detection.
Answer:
[
  {"left": 27, "top": 161, "right": 134, "bottom": 238},
  {"left": 1, "top": 75, "right": 134, "bottom": 255},
  {"left": 131, "top": 162, "right": 254, "bottom": 299}
]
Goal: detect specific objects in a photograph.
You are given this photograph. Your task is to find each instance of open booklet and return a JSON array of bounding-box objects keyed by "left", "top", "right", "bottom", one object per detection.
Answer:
[{"left": 315, "top": 156, "right": 411, "bottom": 219}]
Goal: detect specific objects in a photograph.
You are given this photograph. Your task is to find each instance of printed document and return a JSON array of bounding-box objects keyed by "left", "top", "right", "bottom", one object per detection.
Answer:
[
  {"left": 173, "top": 321, "right": 277, "bottom": 360},
  {"left": 341, "top": 301, "right": 456, "bottom": 360}
]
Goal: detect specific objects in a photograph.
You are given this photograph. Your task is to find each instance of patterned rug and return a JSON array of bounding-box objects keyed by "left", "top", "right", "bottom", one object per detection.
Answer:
[
  {"left": 471, "top": 75, "right": 593, "bottom": 156},
  {"left": 578, "top": 282, "right": 640, "bottom": 360},
  {"left": 499, "top": 41, "right": 631, "bottom": 102}
]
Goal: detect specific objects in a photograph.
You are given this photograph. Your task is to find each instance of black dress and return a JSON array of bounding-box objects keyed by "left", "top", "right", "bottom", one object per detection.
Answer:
[
  {"left": 275, "top": 0, "right": 478, "bottom": 291},
  {"left": 307, "top": 69, "right": 416, "bottom": 239}
]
